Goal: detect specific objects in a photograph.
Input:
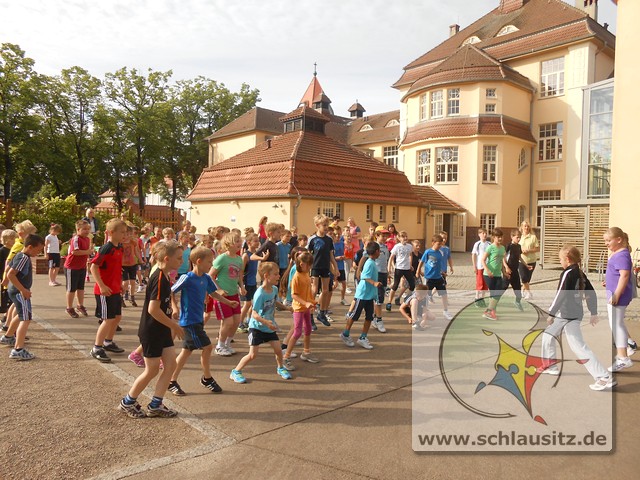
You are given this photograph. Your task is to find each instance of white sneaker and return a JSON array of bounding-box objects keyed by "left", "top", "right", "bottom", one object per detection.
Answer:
[
  {"left": 340, "top": 299, "right": 347, "bottom": 305},
  {"left": 627, "top": 346, "right": 636, "bottom": 357},
  {"left": 608, "top": 356, "right": 633, "bottom": 373},
  {"left": 443, "top": 310, "right": 454, "bottom": 321},
  {"left": 346, "top": 288, "right": 353, "bottom": 294},
  {"left": 589, "top": 376, "right": 617, "bottom": 391},
  {"left": 215, "top": 346, "right": 232, "bottom": 357},
  {"left": 373, "top": 318, "right": 387, "bottom": 333},
  {"left": 357, "top": 337, "right": 373, "bottom": 350},
  {"left": 136, "top": 286, "right": 144, "bottom": 293},
  {"left": 225, "top": 345, "right": 236, "bottom": 355},
  {"left": 340, "top": 333, "right": 355, "bottom": 347}
]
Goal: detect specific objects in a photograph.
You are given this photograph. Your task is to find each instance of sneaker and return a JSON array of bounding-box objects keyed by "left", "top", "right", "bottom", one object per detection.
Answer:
[
  {"left": 277, "top": 366, "right": 292, "bottom": 380},
  {"left": 124, "top": 292, "right": 129, "bottom": 301},
  {"left": 225, "top": 345, "right": 236, "bottom": 355},
  {"left": 66, "top": 307, "right": 80, "bottom": 319},
  {"left": 357, "top": 337, "right": 374, "bottom": 350},
  {"left": 237, "top": 323, "right": 249, "bottom": 334},
  {"left": 325, "top": 314, "right": 334, "bottom": 323},
  {"left": 289, "top": 351, "right": 298, "bottom": 358},
  {"left": 395, "top": 298, "right": 401, "bottom": 306},
  {"left": 200, "top": 376, "right": 223, "bottom": 393},
  {"left": 119, "top": 400, "right": 146, "bottom": 418},
  {"left": 482, "top": 309, "right": 497, "bottom": 321},
  {"left": 116, "top": 325, "right": 122, "bottom": 332},
  {"left": 608, "top": 357, "right": 633, "bottom": 373},
  {"left": 215, "top": 345, "right": 232, "bottom": 357},
  {"left": 346, "top": 288, "right": 353, "bottom": 294},
  {"left": 76, "top": 305, "right": 88, "bottom": 317},
  {"left": 130, "top": 298, "right": 138, "bottom": 307},
  {"left": 443, "top": 310, "right": 454, "bottom": 321},
  {"left": 283, "top": 358, "right": 296, "bottom": 371},
  {"left": 316, "top": 314, "right": 331, "bottom": 327},
  {"left": 589, "top": 376, "right": 617, "bottom": 391},
  {"left": 136, "top": 286, "right": 144, "bottom": 293},
  {"left": 474, "top": 298, "right": 487, "bottom": 309},
  {"left": 128, "top": 351, "right": 145, "bottom": 367},
  {"left": 428, "top": 295, "right": 436, "bottom": 304},
  {"left": 627, "top": 340, "right": 637, "bottom": 357},
  {"left": 628, "top": 346, "right": 637, "bottom": 357},
  {"left": 0, "top": 335, "right": 16, "bottom": 346},
  {"left": 412, "top": 322, "right": 425, "bottom": 331},
  {"left": 340, "top": 332, "right": 355, "bottom": 347},
  {"left": 514, "top": 301, "right": 524, "bottom": 311},
  {"left": 385, "top": 303, "right": 392, "bottom": 312},
  {"left": 103, "top": 342, "right": 125, "bottom": 353},
  {"left": 90, "top": 347, "right": 111, "bottom": 363},
  {"left": 9, "top": 348, "right": 35, "bottom": 360},
  {"left": 168, "top": 381, "right": 186, "bottom": 396},
  {"left": 146, "top": 403, "right": 178, "bottom": 417},
  {"left": 373, "top": 318, "right": 387, "bottom": 333},
  {"left": 537, "top": 366, "right": 560, "bottom": 376},
  {"left": 311, "top": 321, "right": 318, "bottom": 332},
  {"left": 230, "top": 369, "right": 246, "bottom": 383},
  {"left": 340, "top": 299, "right": 347, "bottom": 306},
  {"left": 300, "top": 352, "right": 320, "bottom": 363}
]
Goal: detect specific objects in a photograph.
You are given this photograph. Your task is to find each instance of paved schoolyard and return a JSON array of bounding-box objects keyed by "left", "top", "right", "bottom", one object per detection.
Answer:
[{"left": 1, "top": 253, "right": 638, "bottom": 479}]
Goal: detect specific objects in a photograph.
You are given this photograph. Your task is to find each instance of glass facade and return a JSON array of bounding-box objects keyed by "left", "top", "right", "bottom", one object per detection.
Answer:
[{"left": 586, "top": 84, "right": 613, "bottom": 198}]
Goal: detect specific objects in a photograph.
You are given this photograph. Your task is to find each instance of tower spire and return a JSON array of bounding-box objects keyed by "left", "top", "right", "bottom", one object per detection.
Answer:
[{"left": 313, "top": 62, "right": 317, "bottom": 77}]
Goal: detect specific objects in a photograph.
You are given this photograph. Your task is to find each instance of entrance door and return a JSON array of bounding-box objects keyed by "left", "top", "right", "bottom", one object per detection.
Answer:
[{"left": 450, "top": 213, "right": 466, "bottom": 252}]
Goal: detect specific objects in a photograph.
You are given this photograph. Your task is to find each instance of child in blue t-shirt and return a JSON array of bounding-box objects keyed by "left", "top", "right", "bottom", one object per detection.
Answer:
[
  {"left": 340, "top": 242, "right": 382, "bottom": 350},
  {"left": 239, "top": 233, "right": 260, "bottom": 332},
  {"left": 230, "top": 262, "right": 294, "bottom": 384},
  {"left": 276, "top": 230, "right": 292, "bottom": 277},
  {"left": 417, "top": 234, "right": 453, "bottom": 321},
  {"left": 168, "top": 247, "right": 238, "bottom": 396},
  {"left": 332, "top": 230, "right": 347, "bottom": 305}
]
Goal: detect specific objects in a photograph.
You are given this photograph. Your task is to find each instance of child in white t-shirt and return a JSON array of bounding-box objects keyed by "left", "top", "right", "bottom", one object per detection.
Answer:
[{"left": 45, "top": 224, "right": 62, "bottom": 287}]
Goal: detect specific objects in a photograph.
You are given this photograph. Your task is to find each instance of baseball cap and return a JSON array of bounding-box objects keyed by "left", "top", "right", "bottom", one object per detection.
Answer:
[{"left": 374, "top": 226, "right": 390, "bottom": 234}]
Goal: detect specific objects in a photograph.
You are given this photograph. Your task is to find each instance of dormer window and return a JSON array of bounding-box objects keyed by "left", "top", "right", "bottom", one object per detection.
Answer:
[
  {"left": 462, "top": 36, "right": 480, "bottom": 45},
  {"left": 359, "top": 124, "right": 373, "bottom": 132},
  {"left": 385, "top": 119, "right": 399, "bottom": 127},
  {"left": 497, "top": 25, "right": 519, "bottom": 36}
]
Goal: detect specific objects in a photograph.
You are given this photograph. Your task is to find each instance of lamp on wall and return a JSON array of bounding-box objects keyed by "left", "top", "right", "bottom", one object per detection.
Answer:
[
  {"left": 230, "top": 200, "right": 238, "bottom": 205},
  {"left": 272, "top": 203, "right": 282, "bottom": 209}
]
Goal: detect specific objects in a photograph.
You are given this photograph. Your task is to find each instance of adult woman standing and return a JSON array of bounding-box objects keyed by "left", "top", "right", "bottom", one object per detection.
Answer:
[{"left": 518, "top": 221, "right": 539, "bottom": 299}]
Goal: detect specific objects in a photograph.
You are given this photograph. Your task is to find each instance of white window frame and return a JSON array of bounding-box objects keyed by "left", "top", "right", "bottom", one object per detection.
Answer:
[
  {"left": 392, "top": 206, "right": 399, "bottom": 223},
  {"left": 430, "top": 90, "right": 443, "bottom": 118},
  {"left": 365, "top": 204, "right": 372, "bottom": 222},
  {"left": 518, "top": 148, "right": 527, "bottom": 170},
  {"left": 383, "top": 145, "right": 399, "bottom": 169},
  {"left": 317, "top": 201, "right": 342, "bottom": 220},
  {"left": 379, "top": 205, "right": 386, "bottom": 222},
  {"left": 536, "top": 190, "right": 561, "bottom": 226},
  {"left": 435, "top": 146, "right": 459, "bottom": 184},
  {"left": 480, "top": 214, "right": 496, "bottom": 233},
  {"left": 538, "top": 122, "right": 563, "bottom": 162},
  {"left": 482, "top": 145, "right": 497, "bottom": 183},
  {"left": 417, "top": 149, "right": 431, "bottom": 184},
  {"left": 486, "top": 88, "right": 497, "bottom": 99},
  {"left": 517, "top": 205, "right": 526, "bottom": 226},
  {"left": 541, "top": 57, "right": 565, "bottom": 98},
  {"left": 434, "top": 213, "right": 443, "bottom": 234},
  {"left": 419, "top": 93, "right": 428, "bottom": 121},
  {"left": 485, "top": 103, "right": 496, "bottom": 113},
  {"left": 447, "top": 88, "right": 460, "bottom": 116}
]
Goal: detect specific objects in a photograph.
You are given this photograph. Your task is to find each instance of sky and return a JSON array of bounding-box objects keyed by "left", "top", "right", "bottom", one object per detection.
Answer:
[{"left": 0, "top": 0, "right": 618, "bottom": 117}]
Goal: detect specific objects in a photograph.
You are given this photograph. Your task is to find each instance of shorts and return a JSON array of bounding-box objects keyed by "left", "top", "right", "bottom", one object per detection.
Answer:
[
  {"left": 241, "top": 284, "right": 257, "bottom": 302},
  {"left": 376, "top": 273, "right": 388, "bottom": 305},
  {"left": 519, "top": 262, "right": 537, "bottom": 284},
  {"left": 8, "top": 291, "right": 32, "bottom": 321},
  {"left": 48, "top": 253, "right": 61, "bottom": 268},
  {"left": 248, "top": 328, "right": 279, "bottom": 346},
  {"left": 214, "top": 294, "right": 242, "bottom": 320},
  {"left": 181, "top": 323, "right": 212, "bottom": 351},
  {"left": 347, "top": 298, "right": 374, "bottom": 322},
  {"left": 139, "top": 328, "right": 174, "bottom": 358},
  {"left": 66, "top": 268, "right": 86, "bottom": 293},
  {"left": 391, "top": 269, "right": 415, "bottom": 291},
  {"left": 311, "top": 268, "right": 331, "bottom": 278},
  {"left": 292, "top": 310, "right": 312, "bottom": 337},
  {"left": 205, "top": 295, "right": 215, "bottom": 313},
  {"left": 475, "top": 269, "right": 488, "bottom": 291},
  {"left": 94, "top": 294, "right": 122, "bottom": 320},
  {"left": 426, "top": 277, "right": 447, "bottom": 295},
  {"left": 122, "top": 265, "right": 138, "bottom": 281},
  {"left": 337, "top": 269, "right": 346, "bottom": 282}
]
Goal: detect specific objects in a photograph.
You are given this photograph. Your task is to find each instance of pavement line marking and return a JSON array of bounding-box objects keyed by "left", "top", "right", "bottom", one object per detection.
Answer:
[{"left": 32, "top": 315, "right": 237, "bottom": 478}]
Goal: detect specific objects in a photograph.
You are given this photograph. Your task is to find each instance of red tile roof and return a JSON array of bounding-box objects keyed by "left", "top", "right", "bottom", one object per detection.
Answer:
[
  {"left": 189, "top": 128, "right": 429, "bottom": 207},
  {"left": 205, "top": 107, "right": 285, "bottom": 141},
  {"left": 299, "top": 76, "right": 324, "bottom": 108},
  {"left": 393, "top": 0, "right": 615, "bottom": 88},
  {"left": 402, "top": 46, "right": 532, "bottom": 99},
  {"left": 411, "top": 185, "right": 465, "bottom": 211},
  {"left": 403, "top": 115, "right": 535, "bottom": 145},
  {"left": 347, "top": 110, "right": 400, "bottom": 146},
  {"left": 279, "top": 105, "right": 331, "bottom": 123}
]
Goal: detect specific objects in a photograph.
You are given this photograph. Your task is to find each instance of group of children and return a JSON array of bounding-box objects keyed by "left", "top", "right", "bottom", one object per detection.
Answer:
[{"left": 0, "top": 213, "right": 634, "bottom": 418}]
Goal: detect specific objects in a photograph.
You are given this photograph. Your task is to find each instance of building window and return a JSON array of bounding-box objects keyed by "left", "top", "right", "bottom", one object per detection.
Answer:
[
  {"left": 359, "top": 124, "right": 372, "bottom": 132},
  {"left": 536, "top": 190, "right": 561, "bottom": 226},
  {"left": 447, "top": 88, "right": 460, "bottom": 116},
  {"left": 417, "top": 149, "right": 431, "bottom": 184},
  {"left": 434, "top": 214, "right": 443, "bottom": 234},
  {"left": 462, "top": 36, "right": 481, "bottom": 45},
  {"left": 366, "top": 204, "right": 372, "bottom": 222},
  {"left": 538, "top": 122, "right": 563, "bottom": 161},
  {"left": 431, "top": 90, "right": 443, "bottom": 118},
  {"left": 383, "top": 145, "right": 399, "bottom": 169},
  {"left": 486, "top": 88, "right": 497, "bottom": 98},
  {"left": 317, "top": 201, "right": 342, "bottom": 220},
  {"left": 485, "top": 104, "right": 496, "bottom": 113},
  {"left": 379, "top": 205, "right": 386, "bottom": 222},
  {"left": 419, "top": 93, "right": 428, "bottom": 121},
  {"left": 517, "top": 205, "right": 526, "bottom": 226},
  {"left": 541, "top": 57, "right": 565, "bottom": 97},
  {"left": 497, "top": 25, "right": 519, "bottom": 36},
  {"left": 480, "top": 214, "right": 496, "bottom": 233},
  {"left": 587, "top": 86, "right": 613, "bottom": 198},
  {"left": 518, "top": 148, "right": 527, "bottom": 170},
  {"left": 392, "top": 206, "right": 399, "bottom": 223},
  {"left": 482, "top": 145, "right": 497, "bottom": 183},
  {"left": 435, "top": 146, "right": 459, "bottom": 183}
]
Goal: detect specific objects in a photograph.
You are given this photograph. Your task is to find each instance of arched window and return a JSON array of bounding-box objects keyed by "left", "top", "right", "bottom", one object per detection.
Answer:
[
  {"left": 497, "top": 25, "right": 519, "bottom": 36},
  {"left": 385, "top": 119, "right": 399, "bottom": 127},
  {"left": 518, "top": 148, "right": 527, "bottom": 170},
  {"left": 359, "top": 124, "right": 372, "bottom": 132},
  {"left": 462, "top": 36, "right": 481, "bottom": 45}
]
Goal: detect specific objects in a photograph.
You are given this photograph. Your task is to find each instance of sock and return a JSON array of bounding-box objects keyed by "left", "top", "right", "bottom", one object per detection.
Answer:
[
  {"left": 359, "top": 333, "right": 367, "bottom": 340},
  {"left": 217, "top": 340, "right": 225, "bottom": 349},
  {"left": 203, "top": 376, "right": 213, "bottom": 382},
  {"left": 343, "top": 329, "right": 350, "bottom": 337},
  {"left": 225, "top": 337, "right": 233, "bottom": 346},
  {"left": 123, "top": 394, "right": 136, "bottom": 406},
  {"left": 14, "top": 347, "right": 23, "bottom": 352},
  {"left": 93, "top": 344, "right": 102, "bottom": 350},
  {"left": 104, "top": 339, "right": 113, "bottom": 346},
  {"left": 149, "top": 396, "right": 163, "bottom": 408}
]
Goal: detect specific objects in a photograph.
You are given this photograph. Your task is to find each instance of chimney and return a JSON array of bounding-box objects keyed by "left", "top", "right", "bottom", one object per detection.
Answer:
[
  {"left": 449, "top": 24, "right": 460, "bottom": 37},
  {"left": 575, "top": 0, "right": 598, "bottom": 20},
  {"left": 499, "top": 0, "right": 526, "bottom": 14}
]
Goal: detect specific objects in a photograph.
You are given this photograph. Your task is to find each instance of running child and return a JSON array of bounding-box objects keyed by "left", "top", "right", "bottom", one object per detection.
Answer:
[
  {"left": 332, "top": 230, "right": 347, "bottom": 305},
  {"left": 277, "top": 229, "right": 292, "bottom": 278},
  {"left": 471, "top": 228, "right": 491, "bottom": 308},
  {"left": 396, "top": 239, "right": 422, "bottom": 305},
  {"left": 239, "top": 233, "right": 260, "bottom": 333},
  {"left": 45, "top": 223, "right": 62, "bottom": 286},
  {"left": 168, "top": 246, "right": 239, "bottom": 396},
  {"left": 230, "top": 262, "right": 293, "bottom": 383},
  {"left": 308, "top": 214, "right": 339, "bottom": 326},
  {"left": 64, "top": 220, "right": 93, "bottom": 318},
  {"left": 119, "top": 240, "right": 185, "bottom": 418},
  {"left": 481, "top": 229, "right": 506, "bottom": 321},
  {"left": 386, "top": 231, "right": 416, "bottom": 310},
  {"left": 417, "top": 234, "right": 453, "bottom": 321},
  {"left": 503, "top": 229, "right": 524, "bottom": 311}
]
